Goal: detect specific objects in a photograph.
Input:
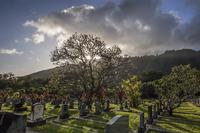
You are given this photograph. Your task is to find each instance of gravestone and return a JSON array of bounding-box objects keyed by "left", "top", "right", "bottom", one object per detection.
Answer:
[
  {"left": 138, "top": 112, "right": 146, "bottom": 133},
  {"left": 156, "top": 102, "right": 160, "bottom": 115},
  {"left": 153, "top": 104, "right": 157, "bottom": 119},
  {"left": 79, "top": 102, "right": 88, "bottom": 117},
  {"left": 147, "top": 105, "right": 153, "bottom": 124},
  {"left": 27, "top": 103, "right": 46, "bottom": 127},
  {"left": 59, "top": 104, "right": 69, "bottom": 120},
  {"left": 105, "top": 115, "right": 129, "bottom": 133},
  {"left": 69, "top": 100, "right": 74, "bottom": 109},
  {"left": 0, "top": 112, "right": 26, "bottom": 133},
  {"left": 105, "top": 99, "right": 110, "bottom": 111},
  {"left": 159, "top": 101, "right": 163, "bottom": 112},
  {"left": 13, "top": 99, "right": 27, "bottom": 112},
  {"left": 120, "top": 102, "right": 123, "bottom": 110},
  {"left": 0, "top": 102, "right": 2, "bottom": 110},
  {"left": 125, "top": 100, "right": 128, "bottom": 109},
  {"left": 95, "top": 101, "right": 101, "bottom": 115}
]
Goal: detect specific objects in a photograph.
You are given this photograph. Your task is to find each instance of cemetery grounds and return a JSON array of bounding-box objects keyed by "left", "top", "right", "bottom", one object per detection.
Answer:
[{"left": 1, "top": 100, "right": 200, "bottom": 133}]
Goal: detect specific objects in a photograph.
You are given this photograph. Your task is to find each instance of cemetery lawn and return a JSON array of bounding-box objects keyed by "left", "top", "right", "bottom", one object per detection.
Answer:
[
  {"left": 32, "top": 102, "right": 150, "bottom": 133},
  {"left": 3, "top": 101, "right": 199, "bottom": 133},
  {"left": 149, "top": 102, "right": 200, "bottom": 133}
]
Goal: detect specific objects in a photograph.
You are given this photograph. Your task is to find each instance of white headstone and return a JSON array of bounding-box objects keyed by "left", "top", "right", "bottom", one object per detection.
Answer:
[{"left": 31, "top": 103, "right": 44, "bottom": 121}]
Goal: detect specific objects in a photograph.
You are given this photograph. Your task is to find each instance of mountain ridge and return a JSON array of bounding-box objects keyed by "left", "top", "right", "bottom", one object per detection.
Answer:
[{"left": 23, "top": 49, "right": 200, "bottom": 79}]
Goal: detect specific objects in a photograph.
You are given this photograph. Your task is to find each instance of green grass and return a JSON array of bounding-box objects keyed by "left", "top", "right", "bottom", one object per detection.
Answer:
[
  {"left": 33, "top": 123, "right": 88, "bottom": 133},
  {"left": 3, "top": 101, "right": 199, "bottom": 133},
  {"left": 32, "top": 102, "right": 149, "bottom": 133},
  {"left": 150, "top": 102, "right": 200, "bottom": 133}
]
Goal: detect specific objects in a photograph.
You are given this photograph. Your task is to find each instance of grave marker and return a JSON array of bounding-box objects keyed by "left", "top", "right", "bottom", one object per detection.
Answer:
[
  {"left": 105, "top": 115, "right": 129, "bottom": 133},
  {"left": 147, "top": 105, "right": 153, "bottom": 124},
  {"left": 59, "top": 104, "right": 69, "bottom": 120},
  {"left": 153, "top": 104, "right": 157, "bottom": 119},
  {"left": 105, "top": 99, "right": 110, "bottom": 111},
  {"left": 80, "top": 102, "right": 88, "bottom": 117},
  {"left": 0, "top": 112, "right": 26, "bottom": 133},
  {"left": 0, "top": 102, "right": 2, "bottom": 110},
  {"left": 138, "top": 112, "right": 146, "bottom": 133},
  {"left": 95, "top": 101, "right": 101, "bottom": 115},
  {"left": 156, "top": 102, "right": 160, "bottom": 115},
  {"left": 27, "top": 103, "right": 46, "bottom": 127}
]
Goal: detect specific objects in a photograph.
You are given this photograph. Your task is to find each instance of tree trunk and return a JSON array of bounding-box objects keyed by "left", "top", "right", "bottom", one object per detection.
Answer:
[{"left": 168, "top": 107, "right": 173, "bottom": 116}]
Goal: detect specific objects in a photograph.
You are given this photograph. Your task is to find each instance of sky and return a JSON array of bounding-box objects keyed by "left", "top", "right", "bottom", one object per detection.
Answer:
[{"left": 0, "top": 0, "right": 200, "bottom": 76}]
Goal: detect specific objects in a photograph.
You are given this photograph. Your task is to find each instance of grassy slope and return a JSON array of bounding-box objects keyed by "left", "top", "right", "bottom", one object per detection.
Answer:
[
  {"left": 32, "top": 103, "right": 149, "bottom": 133},
  {"left": 149, "top": 102, "right": 200, "bottom": 133},
  {"left": 2, "top": 101, "right": 199, "bottom": 133}
]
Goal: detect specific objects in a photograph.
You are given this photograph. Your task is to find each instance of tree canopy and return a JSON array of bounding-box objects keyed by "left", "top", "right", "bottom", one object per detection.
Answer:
[
  {"left": 154, "top": 64, "right": 200, "bottom": 115},
  {"left": 51, "top": 33, "right": 121, "bottom": 99}
]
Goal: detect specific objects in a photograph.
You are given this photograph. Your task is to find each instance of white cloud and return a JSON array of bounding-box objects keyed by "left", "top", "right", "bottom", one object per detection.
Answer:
[
  {"left": 14, "top": 40, "right": 19, "bottom": 43},
  {"left": 135, "top": 19, "right": 151, "bottom": 32},
  {"left": 27, "top": 57, "right": 33, "bottom": 60},
  {"left": 23, "top": 1, "right": 199, "bottom": 56},
  {"left": 24, "top": 37, "right": 31, "bottom": 43},
  {"left": 36, "top": 58, "right": 41, "bottom": 62},
  {"left": 32, "top": 33, "right": 45, "bottom": 44},
  {"left": 56, "top": 33, "right": 70, "bottom": 48},
  {"left": 0, "top": 49, "right": 24, "bottom": 55},
  {"left": 24, "top": 19, "right": 65, "bottom": 37},
  {"left": 169, "top": 10, "right": 182, "bottom": 23}
]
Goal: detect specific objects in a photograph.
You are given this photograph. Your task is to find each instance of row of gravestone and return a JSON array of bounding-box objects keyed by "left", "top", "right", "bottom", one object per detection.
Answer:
[
  {"left": 104, "top": 103, "right": 163, "bottom": 133},
  {"left": 192, "top": 98, "right": 200, "bottom": 106},
  {"left": 0, "top": 102, "right": 66, "bottom": 133},
  {"left": 138, "top": 102, "right": 163, "bottom": 133},
  {"left": 1, "top": 101, "right": 163, "bottom": 133},
  {"left": 0, "top": 103, "right": 43, "bottom": 132}
]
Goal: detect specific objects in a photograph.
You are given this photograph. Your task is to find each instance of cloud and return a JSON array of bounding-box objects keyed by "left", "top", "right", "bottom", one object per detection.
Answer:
[
  {"left": 36, "top": 58, "right": 41, "bottom": 62},
  {"left": 14, "top": 40, "right": 19, "bottom": 43},
  {"left": 0, "top": 49, "right": 24, "bottom": 55},
  {"left": 32, "top": 33, "right": 45, "bottom": 44},
  {"left": 24, "top": 37, "right": 31, "bottom": 43},
  {"left": 24, "top": 0, "right": 200, "bottom": 56}
]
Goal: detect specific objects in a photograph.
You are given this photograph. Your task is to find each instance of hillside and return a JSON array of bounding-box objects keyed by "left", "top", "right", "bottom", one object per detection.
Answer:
[{"left": 24, "top": 49, "right": 200, "bottom": 79}]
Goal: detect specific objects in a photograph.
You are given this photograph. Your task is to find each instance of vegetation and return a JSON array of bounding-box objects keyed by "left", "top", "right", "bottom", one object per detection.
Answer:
[
  {"left": 154, "top": 65, "right": 200, "bottom": 115},
  {"left": 0, "top": 33, "right": 200, "bottom": 133},
  {"left": 150, "top": 102, "right": 200, "bottom": 133},
  {"left": 121, "top": 75, "right": 142, "bottom": 107}
]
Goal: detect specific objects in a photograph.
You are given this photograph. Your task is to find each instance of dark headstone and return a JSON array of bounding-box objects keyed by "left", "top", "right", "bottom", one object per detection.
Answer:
[
  {"left": 153, "top": 104, "right": 157, "bottom": 119},
  {"left": 69, "top": 100, "right": 74, "bottom": 109},
  {"left": 0, "top": 103, "right": 2, "bottom": 110},
  {"left": 120, "top": 102, "right": 123, "bottom": 110},
  {"left": 0, "top": 112, "right": 26, "bottom": 133},
  {"left": 156, "top": 102, "right": 160, "bottom": 115},
  {"left": 95, "top": 101, "right": 101, "bottom": 115},
  {"left": 138, "top": 112, "right": 146, "bottom": 133},
  {"left": 105, "top": 99, "right": 110, "bottom": 111},
  {"left": 79, "top": 102, "right": 88, "bottom": 117},
  {"left": 13, "top": 99, "right": 27, "bottom": 112},
  {"left": 147, "top": 105, "right": 153, "bottom": 124},
  {"left": 125, "top": 100, "right": 128, "bottom": 109},
  {"left": 59, "top": 104, "right": 69, "bottom": 119}
]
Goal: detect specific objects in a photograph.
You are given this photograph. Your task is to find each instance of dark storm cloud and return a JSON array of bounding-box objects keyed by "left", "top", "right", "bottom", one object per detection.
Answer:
[
  {"left": 181, "top": 0, "right": 200, "bottom": 44},
  {"left": 24, "top": 0, "right": 200, "bottom": 56}
]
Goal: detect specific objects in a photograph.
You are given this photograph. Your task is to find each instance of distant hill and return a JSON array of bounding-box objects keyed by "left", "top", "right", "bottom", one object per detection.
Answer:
[
  {"left": 22, "top": 68, "right": 56, "bottom": 80},
  {"left": 23, "top": 49, "right": 200, "bottom": 80}
]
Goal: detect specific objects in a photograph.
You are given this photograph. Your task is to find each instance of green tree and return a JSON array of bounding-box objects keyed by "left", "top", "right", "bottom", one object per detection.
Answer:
[
  {"left": 121, "top": 75, "right": 142, "bottom": 107},
  {"left": 154, "top": 65, "right": 200, "bottom": 115},
  {"left": 51, "top": 33, "right": 121, "bottom": 104}
]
